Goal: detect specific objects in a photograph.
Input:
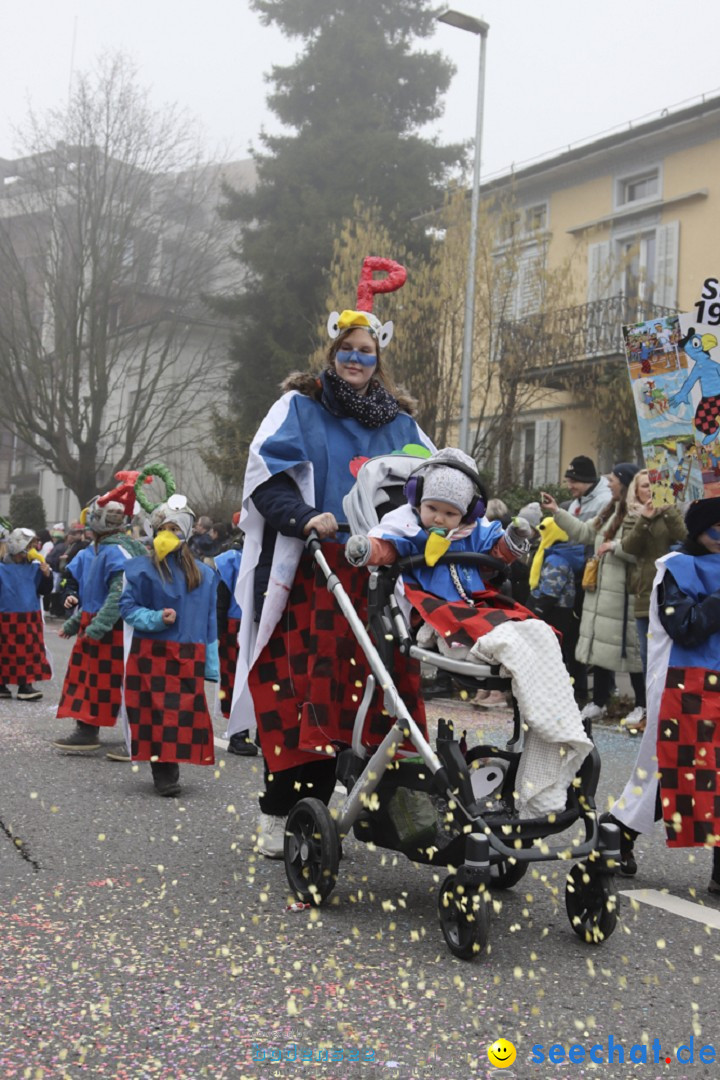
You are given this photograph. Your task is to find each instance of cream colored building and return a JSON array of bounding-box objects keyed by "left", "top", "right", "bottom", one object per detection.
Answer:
[{"left": 476, "top": 92, "right": 720, "bottom": 486}]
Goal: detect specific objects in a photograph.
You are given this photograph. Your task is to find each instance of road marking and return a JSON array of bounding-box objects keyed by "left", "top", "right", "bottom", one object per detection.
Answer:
[
  {"left": 214, "top": 736, "right": 228, "bottom": 750},
  {"left": 620, "top": 887, "right": 720, "bottom": 930}
]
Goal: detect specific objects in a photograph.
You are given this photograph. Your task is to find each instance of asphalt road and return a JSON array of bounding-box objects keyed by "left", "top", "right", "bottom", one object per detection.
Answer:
[{"left": 1, "top": 627, "right": 719, "bottom": 1079}]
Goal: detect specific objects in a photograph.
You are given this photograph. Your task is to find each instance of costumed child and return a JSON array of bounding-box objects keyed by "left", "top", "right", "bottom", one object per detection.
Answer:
[
  {"left": 0, "top": 529, "right": 53, "bottom": 701},
  {"left": 604, "top": 496, "right": 720, "bottom": 888},
  {"left": 53, "top": 488, "right": 147, "bottom": 754},
  {"left": 215, "top": 535, "right": 257, "bottom": 757},
  {"left": 527, "top": 515, "right": 586, "bottom": 692},
  {"left": 345, "top": 447, "right": 593, "bottom": 816},
  {"left": 119, "top": 496, "right": 218, "bottom": 797}
]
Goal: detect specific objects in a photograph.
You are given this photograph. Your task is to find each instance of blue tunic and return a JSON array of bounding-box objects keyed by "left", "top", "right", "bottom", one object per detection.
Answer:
[
  {"left": 0, "top": 562, "right": 45, "bottom": 613},
  {"left": 119, "top": 554, "right": 219, "bottom": 682},
  {"left": 214, "top": 549, "right": 243, "bottom": 620},
  {"left": 75, "top": 545, "right": 132, "bottom": 612},
  {"left": 65, "top": 547, "right": 94, "bottom": 596},
  {"left": 376, "top": 510, "right": 504, "bottom": 601},
  {"left": 257, "top": 393, "right": 427, "bottom": 521},
  {"left": 662, "top": 551, "right": 720, "bottom": 669}
]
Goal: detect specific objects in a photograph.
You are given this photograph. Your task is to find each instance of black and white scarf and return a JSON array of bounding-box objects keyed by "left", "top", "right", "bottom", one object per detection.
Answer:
[{"left": 320, "top": 369, "right": 400, "bottom": 429}]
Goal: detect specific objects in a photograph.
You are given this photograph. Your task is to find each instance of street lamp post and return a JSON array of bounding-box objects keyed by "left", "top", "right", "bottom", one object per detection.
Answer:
[{"left": 437, "top": 9, "right": 489, "bottom": 456}]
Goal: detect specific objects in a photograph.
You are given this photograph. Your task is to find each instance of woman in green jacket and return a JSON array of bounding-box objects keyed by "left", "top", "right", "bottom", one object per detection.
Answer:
[
  {"left": 621, "top": 469, "right": 687, "bottom": 683},
  {"left": 541, "top": 463, "right": 643, "bottom": 728}
]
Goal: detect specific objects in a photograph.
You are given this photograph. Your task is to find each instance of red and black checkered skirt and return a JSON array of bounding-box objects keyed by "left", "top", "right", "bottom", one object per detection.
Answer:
[
  {"left": 218, "top": 616, "right": 240, "bottom": 719},
  {"left": 0, "top": 610, "right": 51, "bottom": 685},
  {"left": 403, "top": 582, "right": 537, "bottom": 650},
  {"left": 56, "top": 612, "right": 125, "bottom": 727},
  {"left": 694, "top": 395, "right": 720, "bottom": 436},
  {"left": 249, "top": 546, "right": 425, "bottom": 773},
  {"left": 124, "top": 637, "right": 215, "bottom": 766},
  {"left": 658, "top": 665, "right": 720, "bottom": 847}
]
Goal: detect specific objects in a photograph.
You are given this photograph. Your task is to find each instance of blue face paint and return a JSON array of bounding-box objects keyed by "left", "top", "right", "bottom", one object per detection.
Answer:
[
  {"left": 706, "top": 525, "right": 720, "bottom": 540},
  {"left": 336, "top": 349, "right": 377, "bottom": 368}
]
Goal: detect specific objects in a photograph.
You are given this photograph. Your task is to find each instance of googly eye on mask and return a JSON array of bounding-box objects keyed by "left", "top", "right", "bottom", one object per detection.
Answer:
[{"left": 336, "top": 349, "right": 377, "bottom": 368}]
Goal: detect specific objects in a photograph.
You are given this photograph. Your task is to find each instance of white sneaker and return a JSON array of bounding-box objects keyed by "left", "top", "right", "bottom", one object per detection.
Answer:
[
  {"left": 621, "top": 706, "right": 646, "bottom": 728},
  {"left": 580, "top": 702, "right": 607, "bottom": 723},
  {"left": 257, "top": 814, "right": 286, "bottom": 860}
]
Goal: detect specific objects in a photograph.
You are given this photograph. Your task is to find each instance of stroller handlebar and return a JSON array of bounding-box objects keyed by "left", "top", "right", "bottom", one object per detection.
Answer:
[
  {"left": 396, "top": 551, "right": 507, "bottom": 575},
  {"left": 304, "top": 523, "right": 351, "bottom": 553}
]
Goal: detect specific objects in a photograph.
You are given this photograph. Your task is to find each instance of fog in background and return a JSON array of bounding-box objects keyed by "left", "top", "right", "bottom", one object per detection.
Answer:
[{"left": 2, "top": 0, "right": 719, "bottom": 178}]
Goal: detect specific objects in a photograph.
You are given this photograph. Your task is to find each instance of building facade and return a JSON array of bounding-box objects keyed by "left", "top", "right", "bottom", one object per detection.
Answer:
[
  {"left": 0, "top": 152, "right": 255, "bottom": 524},
  {"left": 478, "top": 92, "right": 720, "bottom": 485}
]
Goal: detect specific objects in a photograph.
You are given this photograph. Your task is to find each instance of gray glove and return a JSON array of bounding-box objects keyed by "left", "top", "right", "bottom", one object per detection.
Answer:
[{"left": 345, "top": 534, "right": 372, "bottom": 567}]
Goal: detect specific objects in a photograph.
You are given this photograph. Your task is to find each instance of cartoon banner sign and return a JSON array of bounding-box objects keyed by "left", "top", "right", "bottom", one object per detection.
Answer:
[{"left": 623, "top": 294, "right": 720, "bottom": 506}]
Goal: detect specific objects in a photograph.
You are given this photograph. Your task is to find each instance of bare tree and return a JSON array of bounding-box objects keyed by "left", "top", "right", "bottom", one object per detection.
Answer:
[
  {"left": 322, "top": 190, "right": 576, "bottom": 483},
  {"left": 0, "top": 54, "right": 231, "bottom": 506}
]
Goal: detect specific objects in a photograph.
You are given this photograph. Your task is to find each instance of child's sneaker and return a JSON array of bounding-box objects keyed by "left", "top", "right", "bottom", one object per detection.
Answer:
[
  {"left": 621, "top": 706, "right": 646, "bottom": 733},
  {"left": 227, "top": 732, "right": 259, "bottom": 757},
  {"left": 580, "top": 702, "right": 607, "bottom": 723},
  {"left": 53, "top": 722, "right": 101, "bottom": 752},
  {"left": 0, "top": 685, "right": 12, "bottom": 699},
  {"left": 257, "top": 814, "right": 286, "bottom": 859},
  {"left": 17, "top": 684, "right": 42, "bottom": 701}
]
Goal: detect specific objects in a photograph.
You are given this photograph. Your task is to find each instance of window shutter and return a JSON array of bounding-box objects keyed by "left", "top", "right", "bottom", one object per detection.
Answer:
[
  {"left": 532, "top": 418, "right": 562, "bottom": 485},
  {"left": 654, "top": 220, "right": 679, "bottom": 309},
  {"left": 587, "top": 241, "right": 611, "bottom": 303},
  {"left": 517, "top": 255, "right": 542, "bottom": 316}
]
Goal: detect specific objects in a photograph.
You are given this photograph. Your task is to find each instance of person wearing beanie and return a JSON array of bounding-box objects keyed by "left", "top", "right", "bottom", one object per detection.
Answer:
[
  {"left": 346, "top": 448, "right": 592, "bottom": 817},
  {"left": 0, "top": 529, "right": 54, "bottom": 701},
  {"left": 526, "top": 516, "right": 586, "bottom": 688},
  {"left": 564, "top": 455, "right": 612, "bottom": 522},
  {"left": 53, "top": 495, "right": 147, "bottom": 755},
  {"left": 118, "top": 498, "right": 219, "bottom": 797},
  {"left": 604, "top": 495, "right": 720, "bottom": 889},
  {"left": 541, "top": 462, "right": 644, "bottom": 727}
]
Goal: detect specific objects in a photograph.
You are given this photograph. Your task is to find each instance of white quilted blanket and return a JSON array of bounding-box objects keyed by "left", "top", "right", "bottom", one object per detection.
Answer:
[{"left": 470, "top": 620, "right": 593, "bottom": 816}]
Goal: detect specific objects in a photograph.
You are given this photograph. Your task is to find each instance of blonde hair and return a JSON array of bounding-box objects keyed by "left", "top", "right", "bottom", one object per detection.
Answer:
[{"left": 627, "top": 469, "right": 650, "bottom": 515}]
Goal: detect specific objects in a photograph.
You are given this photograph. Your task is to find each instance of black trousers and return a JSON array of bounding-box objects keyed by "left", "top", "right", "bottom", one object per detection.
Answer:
[
  {"left": 259, "top": 759, "right": 337, "bottom": 817},
  {"left": 593, "top": 666, "right": 645, "bottom": 709}
]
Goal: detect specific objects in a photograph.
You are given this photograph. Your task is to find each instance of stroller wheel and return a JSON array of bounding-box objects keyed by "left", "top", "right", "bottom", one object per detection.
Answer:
[
  {"left": 565, "top": 863, "right": 618, "bottom": 944},
  {"left": 489, "top": 858, "right": 528, "bottom": 891},
  {"left": 284, "top": 798, "right": 340, "bottom": 906},
  {"left": 437, "top": 875, "right": 491, "bottom": 960}
]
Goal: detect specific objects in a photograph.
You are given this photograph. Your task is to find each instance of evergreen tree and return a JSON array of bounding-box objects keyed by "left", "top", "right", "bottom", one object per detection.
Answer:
[{"left": 215, "top": 0, "right": 464, "bottom": 440}]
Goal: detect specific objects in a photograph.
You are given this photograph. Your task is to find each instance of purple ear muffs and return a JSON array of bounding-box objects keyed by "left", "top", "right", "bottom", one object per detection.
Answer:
[{"left": 404, "top": 460, "right": 487, "bottom": 523}]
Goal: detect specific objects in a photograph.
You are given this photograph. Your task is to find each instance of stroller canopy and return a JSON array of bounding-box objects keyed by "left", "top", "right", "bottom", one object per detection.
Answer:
[{"left": 343, "top": 453, "right": 430, "bottom": 535}]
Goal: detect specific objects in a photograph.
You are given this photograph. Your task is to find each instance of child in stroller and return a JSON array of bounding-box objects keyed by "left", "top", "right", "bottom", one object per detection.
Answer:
[
  {"left": 345, "top": 447, "right": 592, "bottom": 818},
  {"left": 281, "top": 447, "right": 620, "bottom": 959}
]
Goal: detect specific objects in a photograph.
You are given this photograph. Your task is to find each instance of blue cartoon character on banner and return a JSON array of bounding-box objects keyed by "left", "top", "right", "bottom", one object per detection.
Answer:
[{"left": 668, "top": 327, "right": 720, "bottom": 445}]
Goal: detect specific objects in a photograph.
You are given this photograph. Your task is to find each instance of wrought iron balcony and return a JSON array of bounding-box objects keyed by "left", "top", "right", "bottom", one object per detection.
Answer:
[{"left": 497, "top": 294, "right": 677, "bottom": 386}]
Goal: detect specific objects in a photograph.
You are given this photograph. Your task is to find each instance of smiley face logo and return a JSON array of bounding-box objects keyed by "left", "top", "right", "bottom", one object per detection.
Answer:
[{"left": 488, "top": 1039, "right": 517, "bottom": 1068}]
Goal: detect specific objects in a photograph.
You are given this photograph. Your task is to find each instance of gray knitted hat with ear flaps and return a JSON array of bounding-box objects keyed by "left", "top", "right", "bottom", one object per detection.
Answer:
[{"left": 420, "top": 448, "right": 478, "bottom": 515}]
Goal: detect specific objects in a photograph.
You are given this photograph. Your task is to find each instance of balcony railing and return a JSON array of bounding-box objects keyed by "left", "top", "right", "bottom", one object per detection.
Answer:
[{"left": 497, "top": 294, "right": 677, "bottom": 382}]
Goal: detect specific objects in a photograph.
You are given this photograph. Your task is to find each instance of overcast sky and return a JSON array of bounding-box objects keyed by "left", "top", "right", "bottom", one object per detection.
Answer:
[{"left": 2, "top": 1, "right": 719, "bottom": 180}]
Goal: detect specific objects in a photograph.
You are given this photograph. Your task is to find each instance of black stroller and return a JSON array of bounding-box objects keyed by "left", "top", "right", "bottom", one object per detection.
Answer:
[{"left": 282, "top": 454, "right": 620, "bottom": 960}]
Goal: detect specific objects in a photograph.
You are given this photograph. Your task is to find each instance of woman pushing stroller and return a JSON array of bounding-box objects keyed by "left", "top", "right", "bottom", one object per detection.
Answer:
[{"left": 345, "top": 447, "right": 592, "bottom": 817}]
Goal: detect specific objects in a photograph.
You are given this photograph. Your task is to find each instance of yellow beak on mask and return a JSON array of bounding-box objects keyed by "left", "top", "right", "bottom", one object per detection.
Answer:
[
  {"left": 153, "top": 530, "right": 182, "bottom": 562},
  {"left": 425, "top": 530, "right": 452, "bottom": 567},
  {"left": 27, "top": 547, "right": 45, "bottom": 564}
]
